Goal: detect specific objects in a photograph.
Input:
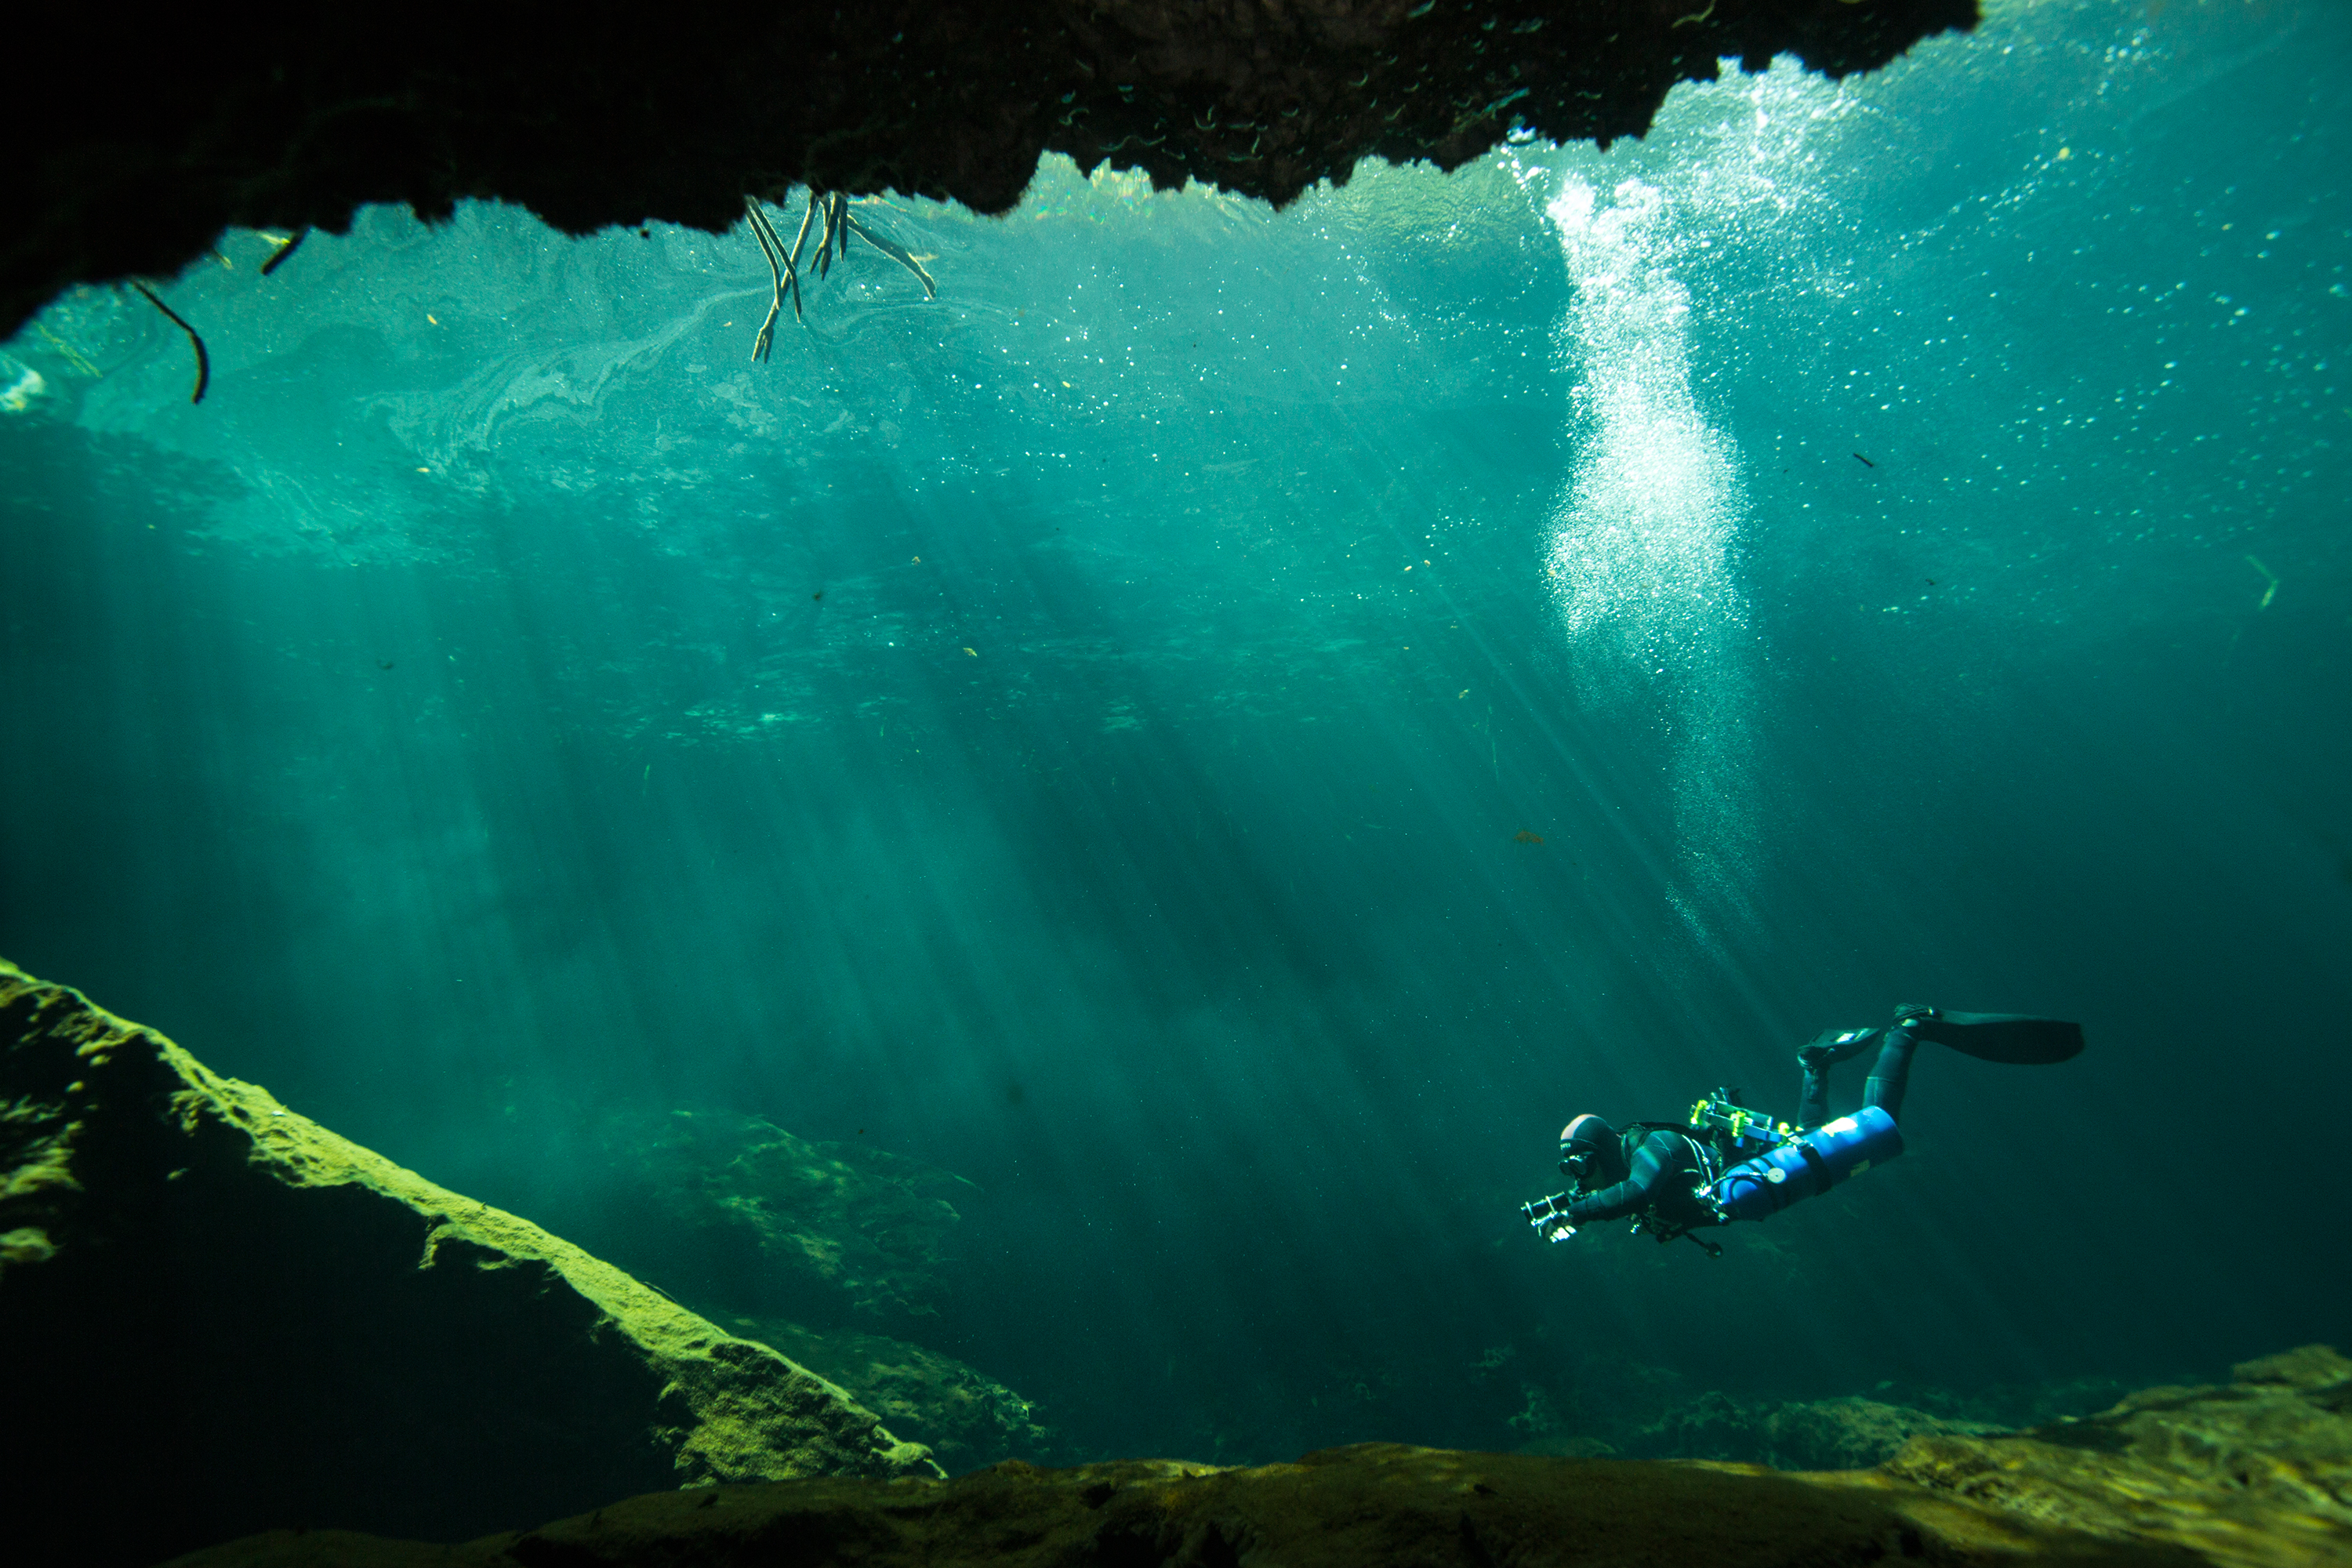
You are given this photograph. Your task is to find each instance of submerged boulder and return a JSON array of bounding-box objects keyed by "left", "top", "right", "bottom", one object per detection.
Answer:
[
  {"left": 592, "top": 1108, "right": 975, "bottom": 1330},
  {"left": 163, "top": 1440, "right": 2166, "bottom": 1568},
  {"left": 558, "top": 1109, "right": 1062, "bottom": 1471},
  {"left": 739, "top": 1317, "right": 1065, "bottom": 1472},
  {"left": 0, "top": 957, "right": 939, "bottom": 1568},
  {"left": 164, "top": 1354, "right": 2352, "bottom": 1568},
  {"left": 1633, "top": 1388, "right": 2006, "bottom": 1472},
  {"left": 1885, "top": 1344, "right": 2352, "bottom": 1565},
  {"left": 1769, "top": 1397, "right": 2009, "bottom": 1473}
]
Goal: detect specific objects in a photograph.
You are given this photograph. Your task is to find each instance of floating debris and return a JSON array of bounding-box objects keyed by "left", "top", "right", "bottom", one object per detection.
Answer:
[
  {"left": 1514, "top": 829, "right": 1543, "bottom": 844},
  {"left": 2246, "top": 554, "right": 2279, "bottom": 609},
  {"left": 1853, "top": 452, "right": 1875, "bottom": 468},
  {"left": 34, "top": 322, "right": 100, "bottom": 378}
]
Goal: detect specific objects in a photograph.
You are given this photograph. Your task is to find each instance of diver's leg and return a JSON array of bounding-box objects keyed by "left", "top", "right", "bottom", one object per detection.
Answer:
[
  {"left": 1862, "top": 1019, "right": 1926, "bottom": 1121},
  {"left": 1796, "top": 1026, "right": 1879, "bottom": 1127},
  {"left": 1798, "top": 1058, "right": 1833, "bottom": 1128}
]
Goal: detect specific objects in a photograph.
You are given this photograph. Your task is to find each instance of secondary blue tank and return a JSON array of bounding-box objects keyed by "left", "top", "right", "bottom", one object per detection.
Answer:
[{"left": 1705, "top": 1107, "right": 1904, "bottom": 1222}]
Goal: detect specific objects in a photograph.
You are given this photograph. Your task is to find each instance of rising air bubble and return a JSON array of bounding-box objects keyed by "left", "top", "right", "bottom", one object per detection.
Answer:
[{"left": 1540, "top": 172, "right": 1757, "bottom": 938}]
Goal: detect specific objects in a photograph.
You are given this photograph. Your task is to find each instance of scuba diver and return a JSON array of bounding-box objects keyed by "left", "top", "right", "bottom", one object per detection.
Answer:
[{"left": 1521, "top": 1004, "right": 2083, "bottom": 1255}]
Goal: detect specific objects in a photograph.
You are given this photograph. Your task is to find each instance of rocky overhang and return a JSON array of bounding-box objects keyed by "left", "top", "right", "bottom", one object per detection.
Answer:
[{"left": 5, "top": 0, "right": 1978, "bottom": 339}]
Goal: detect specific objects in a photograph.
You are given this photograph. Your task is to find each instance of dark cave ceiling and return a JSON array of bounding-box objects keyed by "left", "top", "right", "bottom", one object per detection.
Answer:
[{"left": 6, "top": 0, "right": 1975, "bottom": 336}]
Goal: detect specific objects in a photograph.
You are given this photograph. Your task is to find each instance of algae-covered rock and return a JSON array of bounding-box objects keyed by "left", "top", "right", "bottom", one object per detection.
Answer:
[
  {"left": 1773, "top": 1397, "right": 2009, "bottom": 1472},
  {"left": 603, "top": 1108, "right": 974, "bottom": 1329},
  {"left": 1882, "top": 1344, "right": 2352, "bottom": 1567},
  {"left": 571, "top": 1103, "right": 1065, "bottom": 1475},
  {"left": 737, "top": 1317, "right": 1064, "bottom": 1472},
  {"left": 1632, "top": 1388, "right": 2005, "bottom": 1472},
  {"left": 0, "top": 958, "right": 940, "bottom": 1568},
  {"left": 169, "top": 1440, "right": 2165, "bottom": 1568}
]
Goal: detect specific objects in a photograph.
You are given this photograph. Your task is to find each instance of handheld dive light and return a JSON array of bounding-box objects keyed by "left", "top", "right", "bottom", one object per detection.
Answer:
[{"left": 1520, "top": 1192, "right": 1577, "bottom": 1243}]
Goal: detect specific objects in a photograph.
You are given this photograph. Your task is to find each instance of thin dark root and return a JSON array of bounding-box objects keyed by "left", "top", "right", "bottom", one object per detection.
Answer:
[
  {"left": 787, "top": 198, "right": 818, "bottom": 319},
  {"left": 843, "top": 211, "right": 936, "bottom": 299},
  {"left": 260, "top": 229, "right": 308, "bottom": 277},
  {"left": 746, "top": 190, "right": 935, "bottom": 356},
  {"left": 130, "top": 281, "right": 209, "bottom": 404},
  {"left": 742, "top": 197, "right": 793, "bottom": 361}
]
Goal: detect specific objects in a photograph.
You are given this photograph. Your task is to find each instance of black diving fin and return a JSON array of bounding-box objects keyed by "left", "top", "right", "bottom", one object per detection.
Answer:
[{"left": 1909, "top": 1011, "right": 2085, "bottom": 1065}]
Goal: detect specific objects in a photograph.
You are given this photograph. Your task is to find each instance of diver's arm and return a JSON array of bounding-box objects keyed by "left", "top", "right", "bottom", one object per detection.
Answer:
[{"left": 1566, "top": 1135, "right": 1670, "bottom": 1224}]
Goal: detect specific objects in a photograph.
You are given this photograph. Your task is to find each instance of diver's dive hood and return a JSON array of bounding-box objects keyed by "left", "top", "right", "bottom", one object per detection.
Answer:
[
  {"left": 1559, "top": 1113, "right": 1624, "bottom": 1183},
  {"left": 1562, "top": 1113, "right": 1616, "bottom": 1151}
]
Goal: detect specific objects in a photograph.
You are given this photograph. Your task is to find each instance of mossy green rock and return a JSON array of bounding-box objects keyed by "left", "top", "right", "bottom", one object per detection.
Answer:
[
  {"left": 597, "top": 1107, "right": 973, "bottom": 1329},
  {"left": 165, "top": 1352, "right": 2352, "bottom": 1566},
  {"left": 1885, "top": 1345, "right": 2352, "bottom": 1566},
  {"left": 0, "top": 958, "right": 939, "bottom": 1568},
  {"left": 1635, "top": 1389, "right": 2007, "bottom": 1471},
  {"left": 739, "top": 1318, "right": 1063, "bottom": 1471},
  {"left": 164, "top": 1443, "right": 2180, "bottom": 1568}
]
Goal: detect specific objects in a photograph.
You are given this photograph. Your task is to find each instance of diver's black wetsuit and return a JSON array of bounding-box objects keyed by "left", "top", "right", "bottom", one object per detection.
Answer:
[
  {"left": 1539, "top": 1009, "right": 2084, "bottom": 1248},
  {"left": 1564, "top": 1127, "right": 1719, "bottom": 1229},
  {"left": 1565, "top": 1017, "right": 1927, "bottom": 1229},
  {"left": 1798, "top": 1016, "right": 1924, "bottom": 1128}
]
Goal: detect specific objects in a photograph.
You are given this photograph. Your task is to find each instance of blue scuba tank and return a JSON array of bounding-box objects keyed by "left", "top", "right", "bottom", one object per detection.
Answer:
[{"left": 1704, "top": 1106, "right": 1904, "bottom": 1222}]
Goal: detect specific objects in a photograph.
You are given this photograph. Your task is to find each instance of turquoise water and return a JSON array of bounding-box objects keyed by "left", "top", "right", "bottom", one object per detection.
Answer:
[{"left": 5, "top": 0, "right": 2347, "bottom": 1467}]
